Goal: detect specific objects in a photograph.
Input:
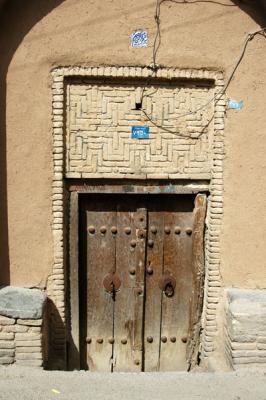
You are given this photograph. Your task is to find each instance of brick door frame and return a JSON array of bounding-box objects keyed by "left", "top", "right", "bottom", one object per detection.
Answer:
[{"left": 49, "top": 66, "right": 225, "bottom": 369}]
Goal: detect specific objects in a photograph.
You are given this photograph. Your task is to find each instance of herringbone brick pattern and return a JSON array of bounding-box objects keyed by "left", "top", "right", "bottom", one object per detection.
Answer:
[{"left": 66, "top": 82, "right": 214, "bottom": 178}]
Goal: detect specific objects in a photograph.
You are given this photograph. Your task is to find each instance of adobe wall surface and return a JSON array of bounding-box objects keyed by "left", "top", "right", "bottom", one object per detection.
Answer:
[{"left": 0, "top": 0, "right": 266, "bottom": 370}]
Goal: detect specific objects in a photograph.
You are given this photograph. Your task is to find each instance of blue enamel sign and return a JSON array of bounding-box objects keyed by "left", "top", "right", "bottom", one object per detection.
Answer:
[
  {"left": 228, "top": 99, "right": 244, "bottom": 110},
  {"left": 131, "top": 31, "right": 148, "bottom": 48},
  {"left": 131, "top": 126, "right": 149, "bottom": 139}
]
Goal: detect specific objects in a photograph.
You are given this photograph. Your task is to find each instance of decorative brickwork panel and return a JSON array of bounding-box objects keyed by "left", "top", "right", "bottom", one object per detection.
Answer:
[{"left": 66, "top": 81, "right": 214, "bottom": 179}]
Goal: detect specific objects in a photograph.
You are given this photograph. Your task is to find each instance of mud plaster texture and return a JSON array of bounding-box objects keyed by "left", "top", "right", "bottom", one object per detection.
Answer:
[{"left": 0, "top": 0, "right": 266, "bottom": 369}]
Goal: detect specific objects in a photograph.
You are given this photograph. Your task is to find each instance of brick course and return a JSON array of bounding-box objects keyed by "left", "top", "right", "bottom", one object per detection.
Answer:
[
  {"left": 224, "top": 289, "right": 266, "bottom": 369},
  {"left": 0, "top": 316, "right": 43, "bottom": 367}
]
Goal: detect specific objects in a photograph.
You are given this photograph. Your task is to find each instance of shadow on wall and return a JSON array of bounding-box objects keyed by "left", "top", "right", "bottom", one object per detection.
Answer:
[
  {"left": 232, "top": 0, "right": 266, "bottom": 27},
  {"left": 43, "top": 297, "right": 79, "bottom": 370},
  {"left": 0, "top": 0, "right": 65, "bottom": 285}
]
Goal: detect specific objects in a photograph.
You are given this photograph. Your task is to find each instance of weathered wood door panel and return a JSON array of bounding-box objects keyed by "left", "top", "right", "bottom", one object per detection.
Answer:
[
  {"left": 186, "top": 194, "right": 207, "bottom": 369},
  {"left": 79, "top": 194, "right": 206, "bottom": 372},
  {"left": 158, "top": 197, "right": 194, "bottom": 371},
  {"left": 85, "top": 199, "right": 116, "bottom": 371},
  {"left": 144, "top": 206, "right": 164, "bottom": 371},
  {"left": 113, "top": 202, "right": 146, "bottom": 372}
]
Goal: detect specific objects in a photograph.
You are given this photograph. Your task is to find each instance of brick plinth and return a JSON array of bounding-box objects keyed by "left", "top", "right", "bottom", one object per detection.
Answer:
[
  {"left": 224, "top": 289, "right": 266, "bottom": 369},
  {"left": 0, "top": 316, "right": 43, "bottom": 367}
]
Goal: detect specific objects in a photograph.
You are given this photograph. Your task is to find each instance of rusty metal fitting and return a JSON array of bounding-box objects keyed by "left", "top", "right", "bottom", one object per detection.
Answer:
[
  {"left": 88, "top": 225, "right": 95, "bottom": 234},
  {"left": 150, "top": 226, "right": 157, "bottom": 234},
  {"left": 164, "top": 226, "right": 171, "bottom": 234},
  {"left": 174, "top": 226, "right": 181, "bottom": 234},
  {"left": 100, "top": 226, "right": 107, "bottom": 234},
  {"left": 185, "top": 227, "right": 192, "bottom": 235},
  {"left": 146, "top": 266, "right": 153, "bottom": 275},
  {"left": 129, "top": 267, "right": 136, "bottom": 275},
  {"left": 138, "top": 229, "right": 145, "bottom": 239},
  {"left": 111, "top": 226, "right": 117, "bottom": 234}
]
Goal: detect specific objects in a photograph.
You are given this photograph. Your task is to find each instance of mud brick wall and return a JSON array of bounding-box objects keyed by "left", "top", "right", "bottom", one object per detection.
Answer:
[
  {"left": 0, "top": 316, "right": 43, "bottom": 367},
  {"left": 224, "top": 289, "right": 266, "bottom": 369},
  {"left": 66, "top": 78, "right": 214, "bottom": 179}
]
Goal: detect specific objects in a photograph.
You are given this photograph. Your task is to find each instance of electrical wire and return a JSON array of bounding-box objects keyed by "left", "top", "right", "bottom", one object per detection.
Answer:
[
  {"left": 139, "top": 0, "right": 266, "bottom": 137},
  {"left": 152, "top": 0, "right": 238, "bottom": 68},
  {"left": 159, "top": 0, "right": 238, "bottom": 6}
]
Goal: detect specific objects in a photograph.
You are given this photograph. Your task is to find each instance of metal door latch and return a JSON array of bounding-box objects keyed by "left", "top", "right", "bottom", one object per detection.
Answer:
[
  {"left": 103, "top": 273, "right": 121, "bottom": 299},
  {"left": 159, "top": 271, "right": 176, "bottom": 298}
]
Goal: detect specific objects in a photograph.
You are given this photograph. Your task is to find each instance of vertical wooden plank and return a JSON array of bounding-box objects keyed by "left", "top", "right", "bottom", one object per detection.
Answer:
[
  {"left": 79, "top": 197, "right": 88, "bottom": 370},
  {"left": 113, "top": 200, "right": 146, "bottom": 372},
  {"left": 159, "top": 196, "right": 194, "bottom": 371},
  {"left": 187, "top": 194, "right": 207, "bottom": 369},
  {"left": 86, "top": 197, "right": 116, "bottom": 371},
  {"left": 133, "top": 206, "right": 147, "bottom": 370},
  {"left": 69, "top": 191, "right": 80, "bottom": 370},
  {"left": 144, "top": 199, "right": 164, "bottom": 371}
]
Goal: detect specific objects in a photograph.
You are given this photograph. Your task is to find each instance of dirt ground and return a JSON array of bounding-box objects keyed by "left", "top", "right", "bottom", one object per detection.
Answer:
[{"left": 0, "top": 366, "right": 266, "bottom": 400}]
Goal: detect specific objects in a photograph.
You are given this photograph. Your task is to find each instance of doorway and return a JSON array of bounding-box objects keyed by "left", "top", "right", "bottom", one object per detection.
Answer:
[{"left": 78, "top": 193, "right": 206, "bottom": 372}]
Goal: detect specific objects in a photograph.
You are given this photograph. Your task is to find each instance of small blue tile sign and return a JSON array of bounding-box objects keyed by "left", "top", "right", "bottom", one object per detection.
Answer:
[
  {"left": 131, "top": 30, "right": 148, "bottom": 48},
  {"left": 131, "top": 126, "right": 150, "bottom": 139},
  {"left": 228, "top": 99, "right": 244, "bottom": 110}
]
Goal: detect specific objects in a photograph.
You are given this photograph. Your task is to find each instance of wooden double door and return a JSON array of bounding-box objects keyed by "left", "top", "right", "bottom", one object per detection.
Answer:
[{"left": 79, "top": 193, "right": 206, "bottom": 372}]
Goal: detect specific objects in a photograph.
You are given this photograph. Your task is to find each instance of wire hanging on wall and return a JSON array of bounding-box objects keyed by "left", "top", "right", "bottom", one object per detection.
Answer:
[{"left": 139, "top": 0, "right": 266, "bottom": 137}]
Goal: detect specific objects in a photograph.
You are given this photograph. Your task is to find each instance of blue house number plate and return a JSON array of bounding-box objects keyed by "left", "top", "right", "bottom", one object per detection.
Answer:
[{"left": 131, "top": 126, "right": 150, "bottom": 139}]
